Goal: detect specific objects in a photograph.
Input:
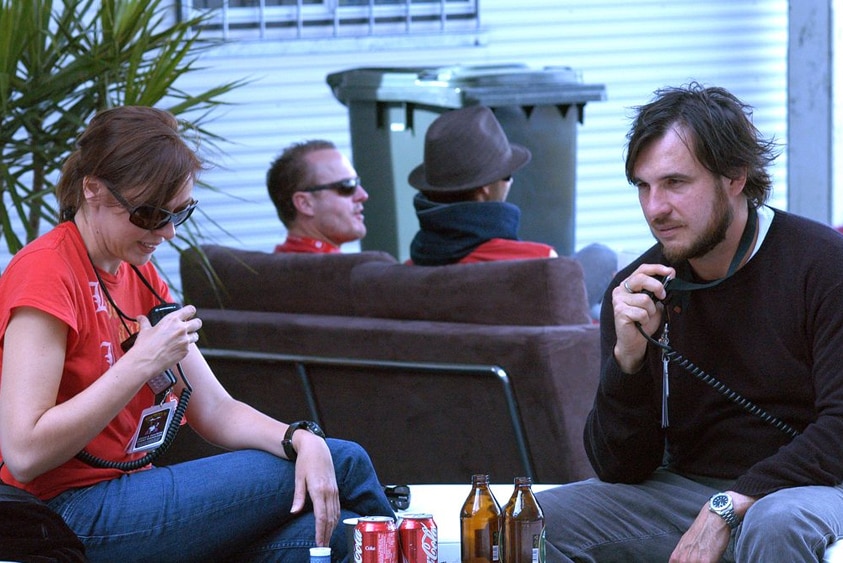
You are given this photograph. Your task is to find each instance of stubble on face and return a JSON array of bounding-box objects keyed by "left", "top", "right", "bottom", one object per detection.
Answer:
[{"left": 657, "top": 179, "right": 733, "bottom": 264}]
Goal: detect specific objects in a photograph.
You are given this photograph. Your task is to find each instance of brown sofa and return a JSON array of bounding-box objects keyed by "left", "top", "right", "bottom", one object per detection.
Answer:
[{"left": 159, "top": 244, "right": 601, "bottom": 485}]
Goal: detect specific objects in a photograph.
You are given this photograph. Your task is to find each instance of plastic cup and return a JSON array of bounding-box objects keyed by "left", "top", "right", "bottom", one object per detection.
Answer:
[{"left": 310, "top": 546, "right": 331, "bottom": 563}]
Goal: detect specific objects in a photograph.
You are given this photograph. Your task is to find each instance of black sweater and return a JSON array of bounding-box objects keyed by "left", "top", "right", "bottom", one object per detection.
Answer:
[{"left": 586, "top": 209, "right": 843, "bottom": 497}]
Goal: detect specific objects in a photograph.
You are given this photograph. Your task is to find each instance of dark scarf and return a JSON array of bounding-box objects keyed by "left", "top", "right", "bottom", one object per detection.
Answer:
[{"left": 409, "top": 193, "right": 522, "bottom": 266}]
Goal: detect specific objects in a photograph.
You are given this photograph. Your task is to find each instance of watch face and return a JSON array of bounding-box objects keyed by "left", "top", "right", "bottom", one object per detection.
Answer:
[
  {"left": 293, "top": 420, "right": 326, "bottom": 438},
  {"left": 711, "top": 494, "right": 730, "bottom": 510},
  {"left": 304, "top": 421, "right": 325, "bottom": 437}
]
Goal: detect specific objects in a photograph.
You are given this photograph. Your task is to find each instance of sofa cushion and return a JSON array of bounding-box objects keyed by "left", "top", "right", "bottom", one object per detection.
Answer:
[
  {"left": 349, "top": 257, "right": 591, "bottom": 326},
  {"left": 181, "top": 245, "right": 398, "bottom": 316}
]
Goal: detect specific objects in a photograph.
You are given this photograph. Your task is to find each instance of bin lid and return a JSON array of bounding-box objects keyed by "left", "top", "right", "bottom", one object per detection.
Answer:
[{"left": 327, "top": 64, "right": 606, "bottom": 108}]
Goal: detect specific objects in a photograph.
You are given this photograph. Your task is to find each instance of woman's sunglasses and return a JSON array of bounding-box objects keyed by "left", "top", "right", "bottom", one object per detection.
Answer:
[
  {"left": 299, "top": 177, "right": 361, "bottom": 197},
  {"left": 105, "top": 183, "right": 198, "bottom": 231}
]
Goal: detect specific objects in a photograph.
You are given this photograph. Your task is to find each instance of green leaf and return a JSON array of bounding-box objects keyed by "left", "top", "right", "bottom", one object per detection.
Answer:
[{"left": 0, "top": 0, "right": 245, "bottom": 255}]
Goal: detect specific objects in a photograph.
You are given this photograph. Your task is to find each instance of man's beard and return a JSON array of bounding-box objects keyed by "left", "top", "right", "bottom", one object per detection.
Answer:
[{"left": 660, "top": 188, "right": 733, "bottom": 263}]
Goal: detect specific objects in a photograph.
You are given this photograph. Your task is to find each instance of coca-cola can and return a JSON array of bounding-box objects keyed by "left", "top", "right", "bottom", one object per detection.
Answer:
[
  {"left": 353, "top": 515, "right": 398, "bottom": 563},
  {"left": 398, "top": 513, "right": 438, "bottom": 563}
]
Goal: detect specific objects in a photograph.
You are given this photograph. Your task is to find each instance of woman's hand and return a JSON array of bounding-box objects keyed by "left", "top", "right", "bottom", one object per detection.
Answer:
[
  {"left": 0, "top": 305, "right": 202, "bottom": 482},
  {"left": 124, "top": 305, "right": 202, "bottom": 385},
  {"left": 290, "top": 433, "right": 341, "bottom": 546}
]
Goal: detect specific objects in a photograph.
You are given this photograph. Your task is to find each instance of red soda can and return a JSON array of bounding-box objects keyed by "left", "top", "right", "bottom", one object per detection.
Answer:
[
  {"left": 398, "top": 513, "right": 438, "bottom": 563},
  {"left": 354, "top": 515, "right": 398, "bottom": 563}
]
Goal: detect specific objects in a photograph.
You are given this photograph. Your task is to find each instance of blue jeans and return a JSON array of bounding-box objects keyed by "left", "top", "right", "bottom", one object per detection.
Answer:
[
  {"left": 536, "top": 469, "right": 843, "bottom": 562},
  {"left": 48, "top": 439, "right": 395, "bottom": 562}
]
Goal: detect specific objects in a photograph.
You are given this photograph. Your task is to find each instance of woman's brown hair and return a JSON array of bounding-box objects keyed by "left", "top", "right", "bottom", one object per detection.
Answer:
[{"left": 56, "top": 106, "right": 202, "bottom": 221}]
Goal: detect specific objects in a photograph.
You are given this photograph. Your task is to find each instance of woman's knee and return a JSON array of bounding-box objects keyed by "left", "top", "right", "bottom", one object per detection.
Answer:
[{"left": 327, "top": 439, "right": 375, "bottom": 473}]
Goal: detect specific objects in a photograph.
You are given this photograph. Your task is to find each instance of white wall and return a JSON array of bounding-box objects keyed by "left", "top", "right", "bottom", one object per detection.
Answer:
[
  {"left": 159, "top": 0, "right": 788, "bottom": 295},
  {"left": 0, "top": 1, "right": 790, "bottom": 296}
]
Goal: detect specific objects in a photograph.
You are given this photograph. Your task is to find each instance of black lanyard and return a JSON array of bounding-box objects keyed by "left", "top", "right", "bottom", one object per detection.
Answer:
[
  {"left": 88, "top": 258, "right": 167, "bottom": 334},
  {"left": 666, "top": 202, "right": 758, "bottom": 294}
]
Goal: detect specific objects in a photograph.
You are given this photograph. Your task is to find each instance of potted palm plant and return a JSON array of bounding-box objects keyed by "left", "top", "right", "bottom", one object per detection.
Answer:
[{"left": 0, "top": 0, "right": 243, "bottom": 264}]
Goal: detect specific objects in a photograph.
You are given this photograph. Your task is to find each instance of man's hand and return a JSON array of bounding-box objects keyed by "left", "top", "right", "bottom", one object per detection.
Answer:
[
  {"left": 670, "top": 491, "right": 755, "bottom": 563},
  {"left": 612, "top": 264, "right": 675, "bottom": 373},
  {"left": 670, "top": 504, "right": 731, "bottom": 563}
]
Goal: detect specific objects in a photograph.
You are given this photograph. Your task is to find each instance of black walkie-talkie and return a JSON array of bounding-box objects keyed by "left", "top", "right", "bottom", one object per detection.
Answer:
[
  {"left": 121, "top": 303, "right": 181, "bottom": 395},
  {"left": 643, "top": 275, "right": 672, "bottom": 303},
  {"left": 145, "top": 303, "right": 181, "bottom": 394}
]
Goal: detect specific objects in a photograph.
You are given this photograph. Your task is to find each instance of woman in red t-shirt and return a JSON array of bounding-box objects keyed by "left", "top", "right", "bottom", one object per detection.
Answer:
[{"left": 0, "top": 106, "right": 393, "bottom": 561}]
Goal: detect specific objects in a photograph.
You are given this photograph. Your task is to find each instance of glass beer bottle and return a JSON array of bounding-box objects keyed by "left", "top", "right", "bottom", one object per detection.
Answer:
[
  {"left": 460, "top": 474, "right": 502, "bottom": 563},
  {"left": 500, "top": 477, "right": 545, "bottom": 563}
]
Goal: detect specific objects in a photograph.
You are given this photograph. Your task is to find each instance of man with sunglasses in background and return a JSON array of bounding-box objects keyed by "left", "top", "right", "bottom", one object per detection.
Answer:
[
  {"left": 406, "top": 105, "right": 558, "bottom": 265},
  {"left": 267, "top": 140, "right": 368, "bottom": 254}
]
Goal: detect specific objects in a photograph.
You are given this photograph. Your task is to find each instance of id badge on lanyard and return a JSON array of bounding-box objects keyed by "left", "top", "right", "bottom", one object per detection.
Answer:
[{"left": 126, "top": 400, "right": 176, "bottom": 453}]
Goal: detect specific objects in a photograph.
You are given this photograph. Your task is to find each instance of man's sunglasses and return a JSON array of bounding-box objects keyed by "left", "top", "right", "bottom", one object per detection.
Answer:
[
  {"left": 105, "top": 182, "right": 198, "bottom": 231},
  {"left": 299, "top": 177, "right": 361, "bottom": 197}
]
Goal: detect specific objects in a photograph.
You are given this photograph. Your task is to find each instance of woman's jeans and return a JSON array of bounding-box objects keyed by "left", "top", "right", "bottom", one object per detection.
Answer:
[{"left": 48, "top": 439, "right": 395, "bottom": 562}]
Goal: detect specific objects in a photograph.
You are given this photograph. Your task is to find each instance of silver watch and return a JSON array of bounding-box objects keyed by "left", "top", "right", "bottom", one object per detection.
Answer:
[{"left": 708, "top": 492, "right": 740, "bottom": 529}]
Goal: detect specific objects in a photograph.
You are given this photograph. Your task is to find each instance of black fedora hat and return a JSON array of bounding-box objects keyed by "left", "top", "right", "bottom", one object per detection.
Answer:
[{"left": 408, "top": 105, "right": 531, "bottom": 192}]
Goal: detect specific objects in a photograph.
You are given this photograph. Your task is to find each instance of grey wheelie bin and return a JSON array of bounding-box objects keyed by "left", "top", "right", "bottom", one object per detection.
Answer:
[{"left": 326, "top": 64, "right": 606, "bottom": 261}]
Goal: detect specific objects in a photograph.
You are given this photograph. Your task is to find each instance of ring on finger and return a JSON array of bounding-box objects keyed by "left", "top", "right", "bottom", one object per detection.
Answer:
[{"left": 623, "top": 280, "right": 634, "bottom": 294}]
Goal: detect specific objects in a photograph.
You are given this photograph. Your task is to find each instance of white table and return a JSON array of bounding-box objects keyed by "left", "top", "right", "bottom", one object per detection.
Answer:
[
  {"left": 392, "top": 484, "right": 843, "bottom": 563},
  {"left": 395, "top": 483, "right": 558, "bottom": 563}
]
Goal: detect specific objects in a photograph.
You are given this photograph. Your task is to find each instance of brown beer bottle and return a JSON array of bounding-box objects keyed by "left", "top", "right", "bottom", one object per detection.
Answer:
[
  {"left": 500, "top": 477, "right": 545, "bottom": 563},
  {"left": 460, "top": 474, "right": 502, "bottom": 563}
]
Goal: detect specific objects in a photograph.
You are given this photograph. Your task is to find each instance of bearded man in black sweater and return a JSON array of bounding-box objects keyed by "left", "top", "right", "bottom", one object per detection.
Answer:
[{"left": 537, "top": 83, "right": 843, "bottom": 563}]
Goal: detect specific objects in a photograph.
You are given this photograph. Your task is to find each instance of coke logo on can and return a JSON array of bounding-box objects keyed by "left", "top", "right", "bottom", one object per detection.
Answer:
[
  {"left": 354, "top": 516, "right": 398, "bottom": 563},
  {"left": 398, "top": 513, "right": 438, "bottom": 563},
  {"left": 353, "top": 526, "right": 363, "bottom": 563}
]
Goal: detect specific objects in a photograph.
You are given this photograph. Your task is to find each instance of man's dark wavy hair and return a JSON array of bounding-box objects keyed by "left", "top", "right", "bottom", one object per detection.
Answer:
[{"left": 624, "top": 82, "right": 780, "bottom": 207}]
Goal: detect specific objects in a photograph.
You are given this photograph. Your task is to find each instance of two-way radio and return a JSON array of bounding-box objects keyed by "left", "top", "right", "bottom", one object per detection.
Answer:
[
  {"left": 120, "top": 303, "right": 181, "bottom": 395},
  {"left": 77, "top": 303, "right": 193, "bottom": 470}
]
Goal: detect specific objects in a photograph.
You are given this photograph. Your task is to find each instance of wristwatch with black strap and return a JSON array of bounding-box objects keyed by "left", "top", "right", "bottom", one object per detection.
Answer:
[
  {"left": 708, "top": 492, "right": 740, "bottom": 529},
  {"left": 282, "top": 420, "right": 326, "bottom": 461}
]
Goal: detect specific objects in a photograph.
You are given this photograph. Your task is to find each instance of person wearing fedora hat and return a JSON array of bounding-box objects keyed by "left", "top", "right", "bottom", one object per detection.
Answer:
[
  {"left": 268, "top": 139, "right": 368, "bottom": 254},
  {"left": 407, "top": 105, "right": 558, "bottom": 266}
]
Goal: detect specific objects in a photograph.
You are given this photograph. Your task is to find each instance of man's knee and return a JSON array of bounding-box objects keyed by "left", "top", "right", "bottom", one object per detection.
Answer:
[
  {"left": 737, "top": 493, "right": 826, "bottom": 559},
  {"left": 743, "top": 493, "right": 796, "bottom": 529}
]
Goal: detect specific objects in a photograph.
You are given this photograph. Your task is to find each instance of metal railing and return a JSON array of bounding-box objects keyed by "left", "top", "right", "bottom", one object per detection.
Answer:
[{"left": 200, "top": 347, "right": 534, "bottom": 478}]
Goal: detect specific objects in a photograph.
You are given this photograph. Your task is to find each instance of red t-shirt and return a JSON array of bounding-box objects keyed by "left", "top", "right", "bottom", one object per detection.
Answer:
[
  {"left": 0, "top": 222, "right": 173, "bottom": 499},
  {"left": 274, "top": 235, "right": 340, "bottom": 254},
  {"left": 458, "top": 238, "right": 556, "bottom": 263}
]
